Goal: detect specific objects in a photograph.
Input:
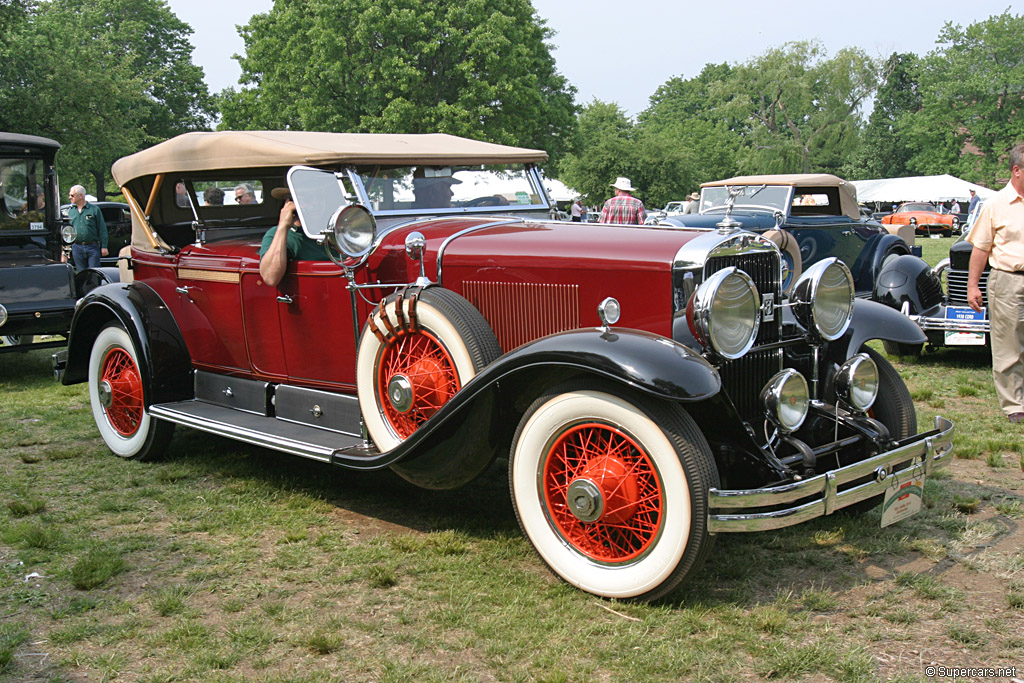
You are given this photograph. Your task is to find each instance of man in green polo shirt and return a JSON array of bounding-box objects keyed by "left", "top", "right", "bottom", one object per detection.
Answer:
[
  {"left": 66, "top": 185, "right": 107, "bottom": 270},
  {"left": 258, "top": 187, "right": 330, "bottom": 287}
]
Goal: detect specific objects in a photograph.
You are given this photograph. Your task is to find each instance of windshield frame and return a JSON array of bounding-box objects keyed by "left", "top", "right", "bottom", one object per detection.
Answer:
[{"left": 345, "top": 163, "right": 552, "bottom": 217}]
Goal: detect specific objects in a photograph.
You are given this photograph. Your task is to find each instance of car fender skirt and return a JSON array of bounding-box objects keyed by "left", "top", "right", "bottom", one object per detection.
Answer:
[
  {"left": 841, "top": 298, "right": 926, "bottom": 359},
  {"left": 61, "top": 282, "right": 192, "bottom": 405}
]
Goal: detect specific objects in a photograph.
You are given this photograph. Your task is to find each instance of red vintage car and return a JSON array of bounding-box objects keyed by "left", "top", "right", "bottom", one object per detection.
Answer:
[
  {"left": 881, "top": 202, "right": 958, "bottom": 237},
  {"left": 55, "top": 132, "right": 953, "bottom": 601}
]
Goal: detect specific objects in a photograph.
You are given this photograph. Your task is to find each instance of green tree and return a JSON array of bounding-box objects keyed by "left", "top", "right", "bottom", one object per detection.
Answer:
[
  {"left": 907, "top": 11, "right": 1024, "bottom": 185},
  {"left": 0, "top": 0, "right": 214, "bottom": 198},
  {"left": 843, "top": 52, "right": 920, "bottom": 180},
  {"left": 220, "top": 0, "right": 577, "bottom": 164},
  {"left": 556, "top": 100, "right": 640, "bottom": 206},
  {"left": 637, "top": 63, "right": 741, "bottom": 200},
  {"left": 717, "top": 41, "right": 878, "bottom": 175}
]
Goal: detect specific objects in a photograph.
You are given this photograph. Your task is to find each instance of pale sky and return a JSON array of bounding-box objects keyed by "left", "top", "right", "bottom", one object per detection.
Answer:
[{"left": 167, "top": 0, "right": 1020, "bottom": 118}]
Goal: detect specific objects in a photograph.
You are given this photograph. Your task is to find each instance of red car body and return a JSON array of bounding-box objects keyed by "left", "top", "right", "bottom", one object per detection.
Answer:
[{"left": 56, "top": 132, "right": 953, "bottom": 601}]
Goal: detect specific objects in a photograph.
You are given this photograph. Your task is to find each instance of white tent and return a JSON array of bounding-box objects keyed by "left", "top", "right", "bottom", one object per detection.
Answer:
[
  {"left": 543, "top": 178, "right": 576, "bottom": 203},
  {"left": 851, "top": 174, "right": 996, "bottom": 204}
]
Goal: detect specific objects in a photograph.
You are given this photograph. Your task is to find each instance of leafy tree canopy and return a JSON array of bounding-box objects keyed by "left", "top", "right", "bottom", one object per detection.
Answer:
[
  {"left": 0, "top": 0, "right": 214, "bottom": 197},
  {"left": 842, "top": 52, "right": 920, "bottom": 180},
  {"left": 907, "top": 11, "right": 1024, "bottom": 185},
  {"left": 220, "top": 0, "right": 577, "bottom": 165}
]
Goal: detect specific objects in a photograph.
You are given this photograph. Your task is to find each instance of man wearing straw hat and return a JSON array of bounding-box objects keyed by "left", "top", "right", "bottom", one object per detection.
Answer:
[{"left": 599, "top": 177, "right": 646, "bottom": 225}]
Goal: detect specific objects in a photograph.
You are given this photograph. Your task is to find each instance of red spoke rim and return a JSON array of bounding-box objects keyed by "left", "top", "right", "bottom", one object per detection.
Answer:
[
  {"left": 543, "top": 422, "right": 663, "bottom": 563},
  {"left": 101, "top": 348, "right": 143, "bottom": 437},
  {"left": 377, "top": 330, "right": 459, "bottom": 438}
]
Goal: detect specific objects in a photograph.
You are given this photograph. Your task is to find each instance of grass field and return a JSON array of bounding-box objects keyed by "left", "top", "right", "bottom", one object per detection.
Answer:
[{"left": 2, "top": 238, "right": 1022, "bottom": 682}]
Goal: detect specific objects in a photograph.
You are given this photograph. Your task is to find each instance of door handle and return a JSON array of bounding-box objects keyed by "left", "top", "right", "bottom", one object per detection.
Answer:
[
  {"left": 276, "top": 295, "right": 293, "bottom": 304},
  {"left": 175, "top": 286, "right": 194, "bottom": 302}
]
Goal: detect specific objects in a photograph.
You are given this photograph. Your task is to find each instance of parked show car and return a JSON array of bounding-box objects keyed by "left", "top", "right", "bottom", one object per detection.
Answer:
[
  {"left": 55, "top": 132, "right": 953, "bottom": 601},
  {"left": 60, "top": 201, "right": 132, "bottom": 267},
  {"left": 0, "top": 132, "right": 117, "bottom": 353},
  {"left": 873, "top": 202, "right": 988, "bottom": 356},
  {"left": 658, "top": 174, "right": 915, "bottom": 295},
  {"left": 881, "top": 202, "right": 958, "bottom": 237}
]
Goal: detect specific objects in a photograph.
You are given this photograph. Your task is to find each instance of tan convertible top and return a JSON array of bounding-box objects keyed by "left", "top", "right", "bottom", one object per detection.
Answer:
[
  {"left": 111, "top": 131, "right": 549, "bottom": 185},
  {"left": 702, "top": 173, "right": 860, "bottom": 220}
]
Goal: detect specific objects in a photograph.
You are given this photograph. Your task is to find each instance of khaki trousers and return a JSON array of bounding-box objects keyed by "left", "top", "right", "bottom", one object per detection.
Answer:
[{"left": 987, "top": 268, "right": 1024, "bottom": 415}]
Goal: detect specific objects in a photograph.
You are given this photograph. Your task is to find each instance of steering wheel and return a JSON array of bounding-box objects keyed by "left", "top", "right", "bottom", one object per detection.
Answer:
[{"left": 464, "top": 195, "right": 506, "bottom": 207}]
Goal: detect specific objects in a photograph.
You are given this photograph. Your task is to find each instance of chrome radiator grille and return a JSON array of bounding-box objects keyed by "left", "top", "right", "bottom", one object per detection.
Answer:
[{"left": 946, "top": 269, "right": 988, "bottom": 307}]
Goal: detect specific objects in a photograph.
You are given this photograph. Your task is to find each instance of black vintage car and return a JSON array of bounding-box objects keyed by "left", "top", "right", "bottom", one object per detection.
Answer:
[
  {"left": 658, "top": 174, "right": 916, "bottom": 297},
  {"left": 0, "top": 132, "right": 117, "bottom": 352},
  {"left": 60, "top": 201, "right": 132, "bottom": 267},
  {"left": 872, "top": 202, "right": 989, "bottom": 356}
]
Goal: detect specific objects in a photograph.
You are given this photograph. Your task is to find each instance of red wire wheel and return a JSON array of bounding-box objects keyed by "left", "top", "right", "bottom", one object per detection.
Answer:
[
  {"left": 100, "top": 347, "right": 144, "bottom": 437},
  {"left": 542, "top": 422, "right": 663, "bottom": 563},
  {"left": 376, "top": 330, "right": 460, "bottom": 439}
]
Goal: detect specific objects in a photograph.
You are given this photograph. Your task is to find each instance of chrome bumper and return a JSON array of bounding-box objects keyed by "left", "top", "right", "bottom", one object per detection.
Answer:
[
  {"left": 908, "top": 314, "right": 989, "bottom": 334},
  {"left": 901, "top": 300, "right": 990, "bottom": 334},
  {"left": 707, "top": 415, "right": 954, "bottom": 532}
]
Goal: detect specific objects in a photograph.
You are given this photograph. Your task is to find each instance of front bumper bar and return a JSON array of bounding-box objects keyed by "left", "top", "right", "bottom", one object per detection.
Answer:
[
  {"left": 908, "top": 313, "right": 989, "bottom": 334},
  {"left": 708, "top": 415, "right": 954, "bottom": 532}
]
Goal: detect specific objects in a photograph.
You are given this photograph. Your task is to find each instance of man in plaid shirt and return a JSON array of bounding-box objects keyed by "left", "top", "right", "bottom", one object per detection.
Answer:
[{"left": 600, "top": 177, "right": 646, "bottom": 224}]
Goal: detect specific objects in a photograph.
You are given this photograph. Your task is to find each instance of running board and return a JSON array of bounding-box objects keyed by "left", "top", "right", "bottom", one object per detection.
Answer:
[{"left": 149, "top": 400, "right": 377, "bottom": 464}]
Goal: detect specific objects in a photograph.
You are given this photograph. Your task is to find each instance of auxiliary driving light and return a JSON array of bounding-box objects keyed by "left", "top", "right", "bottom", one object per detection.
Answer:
[
  {"left": 761, "top": 369, "right": 809, "bottom": 433},
  {"left": 835, "top": 353, "right": 879, "bottom": 411},
  {"left": 328, "top": 204, "right": 376, "bottom": 259}
]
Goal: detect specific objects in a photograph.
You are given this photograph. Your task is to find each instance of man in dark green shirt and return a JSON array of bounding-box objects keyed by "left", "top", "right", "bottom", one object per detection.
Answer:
[
  {"left": 66, "top": 185, "right": 107, "bottom": 270},
  {"left": 258, "top": 187, "right": 330, "bottom": 286}
]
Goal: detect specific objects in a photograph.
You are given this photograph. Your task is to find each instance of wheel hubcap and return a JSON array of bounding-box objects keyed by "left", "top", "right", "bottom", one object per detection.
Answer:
[
  {"left": 566, "top": 478, "right": 603, "bottom": 522},
  {"left": 543, "top": 422, "right": 663, "bottom": 563},
  {"left": 387, "top": 374, "right": 414, "bottom": 413},
  {"left": 98, "top": 380, "right": 113, "bottom": 408}
]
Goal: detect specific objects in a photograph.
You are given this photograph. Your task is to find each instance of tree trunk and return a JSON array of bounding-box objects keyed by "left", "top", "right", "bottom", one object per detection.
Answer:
[{"left": 90, "top": 169, "right": 106, "bottom": 201}]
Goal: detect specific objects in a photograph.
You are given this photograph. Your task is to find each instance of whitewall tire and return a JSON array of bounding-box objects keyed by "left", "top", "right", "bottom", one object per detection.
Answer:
[{"left": 509, "top": 383, "right": 718, "bottom": 601}]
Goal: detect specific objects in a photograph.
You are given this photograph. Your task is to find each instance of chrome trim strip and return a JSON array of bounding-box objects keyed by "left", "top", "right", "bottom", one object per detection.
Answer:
[
  {"left": 707, "top": 415, "right": 954, "bottom": 532},
  {"left": 149, "top": 404, "right": 335, "bottom": 462},
  {"left": 908, "top": 315, "right": 990, "bottom": 334},
  {"left": 435, "top": 218, "right": 526, "bottom": 286}
]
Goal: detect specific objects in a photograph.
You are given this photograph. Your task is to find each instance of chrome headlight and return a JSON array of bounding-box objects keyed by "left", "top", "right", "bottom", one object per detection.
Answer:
[
  {"left": 761, "top": 369, "right": 809, "bottom": 433},
  {"left": 0, "top": 304, "right": 7, "bottom": 328},
  {"left": 328, "top": 204, "right": 376, "bottom": 259},
  {"left": 61, "top": 224, "right": 77, "bottom": 244},
  {"left": 835, "top": 353, "right": 879, "bottom": 411},
  {"left": 791, "top": 258, "right": 854, "bottom": 341},
  {"left": 687, "top": 267, "right": 760, "bottom": 360}
]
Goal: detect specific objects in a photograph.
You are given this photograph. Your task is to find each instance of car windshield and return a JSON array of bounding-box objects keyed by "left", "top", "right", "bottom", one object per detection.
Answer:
[
  {"left": 899, "top": 203, "right": 934, "bottom": 213},
  {"left": 700, "top": 185, "right": 791, "bottom": 214},
  {"left": 0, "top": 156, "right": 47, "bottom": 230},
  {"left": 354, "top": 164, "right": 546, "bottom": 215}
]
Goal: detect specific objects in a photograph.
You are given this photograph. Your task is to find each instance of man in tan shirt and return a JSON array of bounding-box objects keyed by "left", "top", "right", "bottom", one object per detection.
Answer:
[{"left": 967, "top": 142, "right": 1024, "bottom": 424}]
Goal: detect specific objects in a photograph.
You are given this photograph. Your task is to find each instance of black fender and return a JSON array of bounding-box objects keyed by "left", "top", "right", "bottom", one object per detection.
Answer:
[
  {"left": 873, "top": 254, "right": 943, "bottom": 315},
  {"left": 333, "top": 327, "right": 722, "bottom": 473},
  {"left": 74, "top": 266, "right": 120, "bottom": 298},
  {"left": 61, "top": 281, "right": 193, "bottom": 405},
  {"left": 851, "top": 232, "right": 909, "bottom": 291},
  {"left": 831, "top": 297, "right": 926, "bottom": 363}
]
